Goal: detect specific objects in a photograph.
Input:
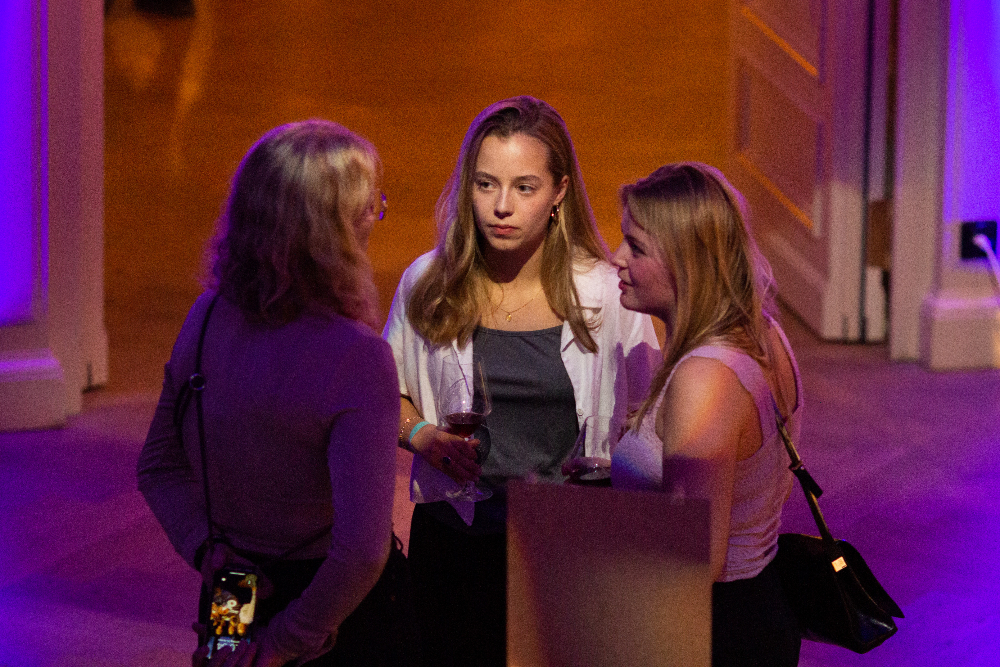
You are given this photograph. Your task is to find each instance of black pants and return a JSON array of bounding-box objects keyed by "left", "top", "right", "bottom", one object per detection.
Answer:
[
  {"left": 712, "top": 557, "right": 801, "bottom": 667},
  {"left": 407, "top": 504, "right": 507, "bottom": 667},
  {"left": 199, "top": 537, "right": 421, "bottom": 666}
]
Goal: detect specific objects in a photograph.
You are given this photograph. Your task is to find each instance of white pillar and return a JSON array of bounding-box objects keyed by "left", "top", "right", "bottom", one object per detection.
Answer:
[
  {"left": 890, "top": 0, "right": 947, "bottom": 362},
  {"left": 893, "top": 0, "right": 1000, "bottom": 368},
  {"left": 0, "top": 0, "right": 107, "bottom": 431}
]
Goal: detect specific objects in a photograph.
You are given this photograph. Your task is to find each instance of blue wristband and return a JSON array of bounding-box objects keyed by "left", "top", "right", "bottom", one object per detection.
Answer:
[{"left": 408, "top": 420, "right": 431, "bottom": 443}]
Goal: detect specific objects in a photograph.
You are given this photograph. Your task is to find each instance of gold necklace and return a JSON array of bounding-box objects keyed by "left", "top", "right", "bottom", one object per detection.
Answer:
[{"left": 492, "top": 284, "right": 543, "bottom": 322}]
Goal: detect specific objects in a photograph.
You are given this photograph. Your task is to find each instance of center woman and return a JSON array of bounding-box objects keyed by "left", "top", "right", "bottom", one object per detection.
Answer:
[{"left": 383, "top": 96, "right": 659, "bottom": 665}]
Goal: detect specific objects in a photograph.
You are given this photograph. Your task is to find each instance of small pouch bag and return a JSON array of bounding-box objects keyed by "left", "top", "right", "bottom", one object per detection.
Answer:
[{"left": 201, "top": 564, "right": 260, "bottom": 656}]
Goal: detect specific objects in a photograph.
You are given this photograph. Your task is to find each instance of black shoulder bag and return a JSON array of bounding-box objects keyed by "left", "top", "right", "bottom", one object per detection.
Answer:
[{"left": 771, "top": 398, "right": 904, "bottom": 653}]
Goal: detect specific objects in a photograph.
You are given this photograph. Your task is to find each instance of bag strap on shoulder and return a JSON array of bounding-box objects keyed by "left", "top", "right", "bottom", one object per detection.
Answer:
[
  {"left": 770, "top": 396, "right": 839, "bottom": 552},
  {"left": 192, "top": 294, "right": 222, "bottom": 546},
  {"left": 177, "top": 294, "right": 332, "bottom": 564}
]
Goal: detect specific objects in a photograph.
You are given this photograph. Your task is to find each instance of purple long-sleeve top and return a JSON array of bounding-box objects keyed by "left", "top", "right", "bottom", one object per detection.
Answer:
[{"left": 138, "top": 292, "right": 398, "bottom": 662}]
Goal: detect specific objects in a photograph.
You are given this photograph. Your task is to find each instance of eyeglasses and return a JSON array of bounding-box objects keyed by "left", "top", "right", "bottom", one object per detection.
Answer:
[{"left": 374, "top": 191, "right": 387, "bottom": 221}]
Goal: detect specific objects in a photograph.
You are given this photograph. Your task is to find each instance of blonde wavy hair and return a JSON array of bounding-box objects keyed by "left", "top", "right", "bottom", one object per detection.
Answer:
[
  {"left": 623, "top": 163, "right": 778, "bottom": 424},
  {"left": 208, "top": 120, "right": 381, "bottom": 328},
  {"left": 406, "top": 96, "right": 609, "bottom": 351}
]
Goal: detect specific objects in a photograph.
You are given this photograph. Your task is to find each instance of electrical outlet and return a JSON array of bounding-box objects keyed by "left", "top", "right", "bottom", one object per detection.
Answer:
[{"left": 960, "top": 220, "right": 997, "bottom": 259}]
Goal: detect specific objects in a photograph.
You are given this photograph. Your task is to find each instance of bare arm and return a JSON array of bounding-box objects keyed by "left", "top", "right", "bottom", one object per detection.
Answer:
[
  {"left": 399, "top": 395, "right": 481, "bottom": 484},
  {"left": 656, "top": 356, "right": 758, "bottom": 581}
]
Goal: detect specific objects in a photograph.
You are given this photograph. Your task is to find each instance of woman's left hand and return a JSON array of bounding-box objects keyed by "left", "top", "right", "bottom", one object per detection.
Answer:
[
  {"left": 410, "top": 423, "right": 481, "bottom": 484},
  {"left": 246, "top": 625, "right": 297, "bottom": 667}
]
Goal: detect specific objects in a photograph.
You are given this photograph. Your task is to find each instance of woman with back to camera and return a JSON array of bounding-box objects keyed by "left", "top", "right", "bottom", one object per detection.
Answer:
[
  {"left": 611, "top": 163, "right": 802, "bottom": 666},
  {"left": 383, "top": 96, "right": 659, "bottom": 666},
  {"left": 138, "top": 120, "right": 413, "bottom": 666}
]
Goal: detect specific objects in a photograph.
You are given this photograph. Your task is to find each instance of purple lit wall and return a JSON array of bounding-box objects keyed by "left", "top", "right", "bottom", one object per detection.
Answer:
[
  {"left": 945, "top": 1, "right": 1000, "bottom": 226},
  {"left": 0, "top": 0, "right": 36, "bottom": 326}
]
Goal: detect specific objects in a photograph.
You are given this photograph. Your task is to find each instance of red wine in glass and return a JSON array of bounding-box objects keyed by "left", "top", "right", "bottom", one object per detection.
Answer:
[
  {"left": 440, "top": 358, "right": 493, "bottom": 501},
  {"left": 445, "top": 411, "right": 484, "bottom": 439},
  {"left": 562, "top": 415, "right": 612, "bottom": 486},
  {"left": 566, "top": 458, "right": 612, "bottom": 487}
]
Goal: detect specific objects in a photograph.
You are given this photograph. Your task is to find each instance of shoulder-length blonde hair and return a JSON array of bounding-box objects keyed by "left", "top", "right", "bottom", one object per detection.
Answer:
[
  {"left": 406, "top": 96, "right": 609, "bottom": 351},
  {"left": 623, "top": 162, "right": 777, "bottom": 424},
  {"left": 207, "top": 119, "right": 381, "bottom": 329}
]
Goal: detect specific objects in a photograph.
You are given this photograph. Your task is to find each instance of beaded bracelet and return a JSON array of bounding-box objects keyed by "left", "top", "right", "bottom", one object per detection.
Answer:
[{"left": 398, "top": 415, "right": 431, "bottom": 451}]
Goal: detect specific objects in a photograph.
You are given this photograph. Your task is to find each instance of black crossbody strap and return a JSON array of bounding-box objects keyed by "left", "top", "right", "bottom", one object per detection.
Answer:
[
  {"left": 770, "top": 395, "right": 837, "bottom": 549},
  {"left": 192, "top": 294, "right": 221, "bottom": 544},
  {"left": 179, "top": 294, "right": 332, "bottom": 565}
]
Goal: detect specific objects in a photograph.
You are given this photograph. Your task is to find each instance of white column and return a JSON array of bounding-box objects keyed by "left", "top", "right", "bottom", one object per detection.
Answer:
[
  {"left": 0, "top": 0, "right": 107, "bottom": 431},
  {"left": 890, "top": 0, "right": 948, "bottom": 363},
  {"left": 896, "top": 0, "right": 1000, "bottom": 369}
]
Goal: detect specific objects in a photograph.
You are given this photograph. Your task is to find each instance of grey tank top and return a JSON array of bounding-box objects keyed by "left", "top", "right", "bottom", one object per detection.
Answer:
[
  {"left": 474, "top": 325, "right": 579, "bottom": 482},
  {"left": 424, "top": 324, "right": 580, "bottom": 534}
]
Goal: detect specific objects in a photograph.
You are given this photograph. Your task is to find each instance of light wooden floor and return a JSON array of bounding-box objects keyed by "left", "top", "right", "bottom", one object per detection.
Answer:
[{"left": 1, "top": 1, "right": 997, "bottom": 665}]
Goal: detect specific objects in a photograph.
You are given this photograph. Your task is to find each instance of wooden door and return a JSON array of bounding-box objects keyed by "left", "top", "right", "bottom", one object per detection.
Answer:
[{"left": 730, "top": 0, "right": 880, "bottom": 340}]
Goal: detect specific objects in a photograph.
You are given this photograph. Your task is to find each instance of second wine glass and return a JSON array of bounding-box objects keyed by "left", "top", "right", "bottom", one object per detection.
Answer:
[{"left": 562, "top": 415, "right": 613, "bottom": 487}]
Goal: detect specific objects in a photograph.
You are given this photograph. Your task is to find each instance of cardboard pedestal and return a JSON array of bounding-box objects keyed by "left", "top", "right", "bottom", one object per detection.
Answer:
[{"left": 507, "top": 481, "right": 712, "bottom": 667}]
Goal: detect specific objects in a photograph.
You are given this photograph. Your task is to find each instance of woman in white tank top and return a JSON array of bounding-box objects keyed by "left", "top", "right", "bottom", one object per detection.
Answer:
[{"left": 609, "top": 163, "right": 802, "bottom": 666}]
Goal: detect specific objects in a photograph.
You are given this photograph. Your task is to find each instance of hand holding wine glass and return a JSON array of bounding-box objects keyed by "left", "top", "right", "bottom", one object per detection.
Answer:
[
  {"left": 409, "top": 419, "right": 481, "bottom": 485},
  {"left": 439, "top": 357, "right": 493, "bottom": 502},
  {"left": 562, "top": 415, "right": 613, "bottom": 487}
]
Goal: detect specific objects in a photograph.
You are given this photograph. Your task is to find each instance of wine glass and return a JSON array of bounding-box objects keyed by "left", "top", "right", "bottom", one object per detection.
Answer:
[
  {"left": 439, "top": 357, "right": 493, "bottom": 501},
  {"left": 562, "top": 415, "right": 612, "bottom": 487}
]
